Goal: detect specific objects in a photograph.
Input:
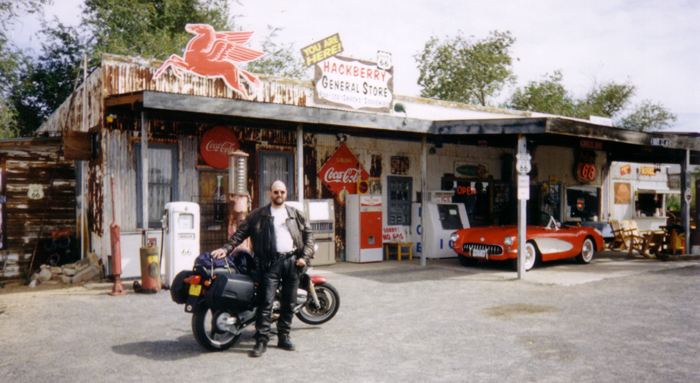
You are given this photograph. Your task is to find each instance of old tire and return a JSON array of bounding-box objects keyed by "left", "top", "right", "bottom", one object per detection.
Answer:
[{"left": 576, "top": 237, "right": 595, "bottom": 264}]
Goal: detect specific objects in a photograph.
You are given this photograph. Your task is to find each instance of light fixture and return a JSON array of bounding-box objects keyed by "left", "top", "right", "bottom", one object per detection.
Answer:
[{"left": 394, "top": 102, "right": 407, "bottom": 115}]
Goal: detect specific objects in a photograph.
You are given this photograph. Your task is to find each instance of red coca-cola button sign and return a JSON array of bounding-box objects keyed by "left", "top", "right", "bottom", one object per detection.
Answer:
[{"left": 200, "top": 126, "right": 239, "bottom": 169}]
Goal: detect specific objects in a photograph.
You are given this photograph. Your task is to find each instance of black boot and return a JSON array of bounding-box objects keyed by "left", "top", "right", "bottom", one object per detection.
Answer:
[
  {"left": 277, "top": 334, "right": 296, "bottom": 351},
  {"left": 250, "top": 339, "right": 267, "bottom": 357}
]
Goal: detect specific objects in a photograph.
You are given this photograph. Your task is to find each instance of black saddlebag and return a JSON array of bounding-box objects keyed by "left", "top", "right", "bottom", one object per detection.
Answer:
[
  {"left": 170, "top": 270, "right": 193, "bottom": 304},
  {"left": 203, "top": 273, "right": 256, "bottom": 310}
]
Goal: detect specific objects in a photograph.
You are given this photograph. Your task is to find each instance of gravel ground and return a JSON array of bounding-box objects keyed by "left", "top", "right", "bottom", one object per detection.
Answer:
[{"left": 1, "top": 251, "right": 699, "bottom": 383}]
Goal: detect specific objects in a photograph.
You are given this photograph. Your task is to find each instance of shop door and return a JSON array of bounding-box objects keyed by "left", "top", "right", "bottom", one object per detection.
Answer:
[{"left": 259, "top": 151, "right": 295, "bottom": 207}]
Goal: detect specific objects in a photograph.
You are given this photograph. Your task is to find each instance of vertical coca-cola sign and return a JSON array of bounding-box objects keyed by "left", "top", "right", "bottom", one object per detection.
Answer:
[
  {"left": 200, "top": 126, "right": 240, "bottom": 169},
  {"left": 317, "top": 143, "right": 369, "bottom": 205}
]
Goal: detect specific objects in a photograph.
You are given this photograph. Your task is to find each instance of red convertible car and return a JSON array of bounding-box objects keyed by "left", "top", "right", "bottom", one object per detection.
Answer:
[{"left": 450, "top": 213, "right": 604, "bottom": 270}]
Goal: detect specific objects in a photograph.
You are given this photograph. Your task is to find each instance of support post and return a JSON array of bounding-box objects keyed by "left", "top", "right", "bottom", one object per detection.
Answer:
[
  {"left": 297, "top": 124, "right": 304, "bottom": 203},
  {"left": 681, "top": 149, "right": 691, "bottom": 254},
  {"left": 141, "top": 111, "right": 149, "bottom": 231},
  {"left": 420, "top": 136, "right": 427, "bottom": 266},
  {"left": 516, "top": 136, "right": 530, "bottom": 280}
]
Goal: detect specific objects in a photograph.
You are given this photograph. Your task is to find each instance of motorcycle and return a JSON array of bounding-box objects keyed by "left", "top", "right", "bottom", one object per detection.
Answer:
[{"left": 170, "top": 249, "right": 340, "bottom": 351}]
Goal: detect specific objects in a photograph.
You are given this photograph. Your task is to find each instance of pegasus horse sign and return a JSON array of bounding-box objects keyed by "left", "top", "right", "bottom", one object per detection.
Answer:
[{"left": 154, "top": 24, "right": 266, "bottom": 99}]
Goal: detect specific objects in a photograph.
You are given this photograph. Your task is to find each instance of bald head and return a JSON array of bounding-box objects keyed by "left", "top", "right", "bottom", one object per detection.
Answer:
[{"left": 269, "top": 180, "right": 287, "bottom": 207}]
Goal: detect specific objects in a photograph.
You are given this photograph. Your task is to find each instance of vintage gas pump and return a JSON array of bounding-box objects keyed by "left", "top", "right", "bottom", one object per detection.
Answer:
[
  {"left": 228, "top": 151, "right": 249, "bottom": 247},
  {"left": 162, "top": 202, "right": 200, "bottom": 288}
]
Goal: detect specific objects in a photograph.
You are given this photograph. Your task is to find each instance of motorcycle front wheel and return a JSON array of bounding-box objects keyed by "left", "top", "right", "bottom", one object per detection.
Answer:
[
  {"left": 192, "top": 305, "right": 242, "bottom": 351},
  {"left": 295, "top": 282, "right": 340, "bottom": 325}
]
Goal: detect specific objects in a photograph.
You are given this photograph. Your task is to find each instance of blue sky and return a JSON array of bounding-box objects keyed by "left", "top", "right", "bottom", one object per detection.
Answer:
[{"left": 13, "top": 0, "right": 699, "bottom": 132}]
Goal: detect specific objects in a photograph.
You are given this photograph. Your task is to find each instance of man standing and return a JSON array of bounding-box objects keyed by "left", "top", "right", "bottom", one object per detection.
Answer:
[{"left": 211, "top": 180, "right": 314, "bottom": 357}]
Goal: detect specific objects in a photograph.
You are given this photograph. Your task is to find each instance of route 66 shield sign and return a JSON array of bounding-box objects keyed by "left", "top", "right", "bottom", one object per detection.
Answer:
[{"left": 28, "top": 184, "right": 44, "bottom": 200}]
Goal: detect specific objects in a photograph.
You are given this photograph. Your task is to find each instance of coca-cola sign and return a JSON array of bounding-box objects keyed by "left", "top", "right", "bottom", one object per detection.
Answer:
[
  {"left": 200, "top": 126, "right": 240, "bottom": 169},
  {"left": 317, "top": 143, "right": 369, "bottom": 205}
]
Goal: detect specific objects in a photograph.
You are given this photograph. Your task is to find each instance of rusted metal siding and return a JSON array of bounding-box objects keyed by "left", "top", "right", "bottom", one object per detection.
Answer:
[
  {"left": 178, "top": 136, "right": 199, "bottom": 203},
  {"left": 0, "top": 139, "right": 76, "bottom": 279},
  {"left": 100, "top": 54, "right": 312, "bottom": 106},
  {"left": 38, "top": 67, "right": 103, "bottom": 136},
  {"left": 103, "top": 130, "right": 138, "bottom": 231}
]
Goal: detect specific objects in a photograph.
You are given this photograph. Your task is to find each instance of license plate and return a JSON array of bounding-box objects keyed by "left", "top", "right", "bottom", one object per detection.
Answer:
[
  {"left": 189, "top": 284, "right": 202, "bottom": 296},
  {"left": 473, "top": 249, "right": 487, "bottom": 258}
]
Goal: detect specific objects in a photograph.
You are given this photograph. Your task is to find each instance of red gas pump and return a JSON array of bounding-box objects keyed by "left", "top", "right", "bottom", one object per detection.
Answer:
[{"left": 109, "top": 175, "right": 126, "bottom": 296}]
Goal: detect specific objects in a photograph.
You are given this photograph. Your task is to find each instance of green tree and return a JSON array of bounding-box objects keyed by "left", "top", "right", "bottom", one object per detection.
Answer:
[
  {"left": 618, "top": 100, "right": 677, "bottom": 132},
  {"left": 415, "top": 30, "right": 517, "bottom": 106},
  {"left": 10, "top": 23, "right": 88, "bottom": 136},
  {"left": 82, "top": 0, "right": 233, "bottom": 60},
  {"left": 245, "top": 26, "right": 308, "bottom": 80},
  {"left": 9, "top": 0, "right": 307, "bottom": 135},
  {"left": 0, "top": 0, "right": 52, "bottom": 137},
  {"left": 507, "top": 71, "right": 576, "bottom": 116},
  {"left": 506, "top": 70, "right": 675, "bottom": 131}
]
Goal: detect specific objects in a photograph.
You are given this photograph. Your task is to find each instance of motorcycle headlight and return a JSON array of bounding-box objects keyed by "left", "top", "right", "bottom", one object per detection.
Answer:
[
  {"left": 504, "top": 236, "right": 514, "bottom": 246},
  {"left": 450, "top": 232, "right": 460, "bottom": 243}
]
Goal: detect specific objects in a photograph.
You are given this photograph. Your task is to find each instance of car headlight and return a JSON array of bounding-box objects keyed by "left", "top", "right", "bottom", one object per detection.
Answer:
[
  {"left": 504, "top": 236, "right": 514, "bottom": 246},
  {"left": 450, "top": 232, "right": 460, "bottom": 243}
]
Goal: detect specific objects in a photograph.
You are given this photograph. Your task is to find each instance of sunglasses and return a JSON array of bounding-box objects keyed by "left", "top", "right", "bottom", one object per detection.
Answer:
[{"left": 272, "top": 190, "right": 286, "bottom": 195}]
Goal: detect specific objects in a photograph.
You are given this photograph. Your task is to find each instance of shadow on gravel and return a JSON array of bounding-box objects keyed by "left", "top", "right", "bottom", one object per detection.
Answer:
[
  {"left": 652, "top": 265, "right": 700, "bottom": 276},
  {"left": 112, "top": 335, "right": 205, "bottom": 361},
  {"left": 336, "top": 267, "right": 474, "bottom": 283}
]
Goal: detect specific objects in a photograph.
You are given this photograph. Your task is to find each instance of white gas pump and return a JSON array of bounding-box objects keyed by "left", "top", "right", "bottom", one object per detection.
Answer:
[
  {"left": 162, "top": 202, "right": 200, "bottom": 288},
  {"left": 411, "top": 191, "right": 469, "bottom": 258}
]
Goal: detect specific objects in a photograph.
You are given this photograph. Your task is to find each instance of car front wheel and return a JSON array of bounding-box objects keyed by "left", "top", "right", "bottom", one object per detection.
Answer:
[
  {"left": 524, "top": 242, "right": 537, "bottom": 270},
  {"left": 576, "top": 237, "right": 595, "bottom": 264},
  {"left": 510, "top": 242, "right": 538, "bottom": 271}
]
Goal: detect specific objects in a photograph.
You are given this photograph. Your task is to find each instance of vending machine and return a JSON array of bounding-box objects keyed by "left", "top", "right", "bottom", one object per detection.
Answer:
[
  {"left": 345, "top": 194, "right": 383, "bottom": 263},
  {"left": 162, "top": 202, "right": 200, "bottom": 288}
]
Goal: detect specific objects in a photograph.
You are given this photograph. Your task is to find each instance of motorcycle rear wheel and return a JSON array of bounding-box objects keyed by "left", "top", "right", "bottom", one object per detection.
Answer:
[
  {"left": 295, "top": 282, "right": 340, "bottom": 325},
  {"left": 192, "top": 305, "right": 242, "bottom": 351}
]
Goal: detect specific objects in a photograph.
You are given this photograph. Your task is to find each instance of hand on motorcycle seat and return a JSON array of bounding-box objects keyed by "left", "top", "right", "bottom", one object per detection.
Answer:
[{"left": 211, "top": 248, "right": 227, "bottom": 259}]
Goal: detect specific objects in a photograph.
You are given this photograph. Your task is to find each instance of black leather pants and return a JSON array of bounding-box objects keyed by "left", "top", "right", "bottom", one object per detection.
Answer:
[{"left": 254, "top": 256, "right": 299, "bottom": 342}]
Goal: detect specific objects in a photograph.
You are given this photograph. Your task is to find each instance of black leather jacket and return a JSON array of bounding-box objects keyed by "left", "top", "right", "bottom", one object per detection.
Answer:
[{"left": 221, "top": 204, "right": 314, "bottom": 271}]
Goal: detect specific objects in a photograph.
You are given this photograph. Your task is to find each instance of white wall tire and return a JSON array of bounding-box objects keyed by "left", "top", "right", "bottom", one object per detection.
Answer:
[
  {"left": 524, "top": 242, "right": 537, "bottom": 271},
  {"left": 576, "top": 238, "right": 595, "bottom": 264}
]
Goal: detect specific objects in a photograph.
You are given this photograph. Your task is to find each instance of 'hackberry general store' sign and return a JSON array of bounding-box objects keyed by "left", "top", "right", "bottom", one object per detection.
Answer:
[{"left": 314, "top": 55, "right": 393, "bottom": 113}]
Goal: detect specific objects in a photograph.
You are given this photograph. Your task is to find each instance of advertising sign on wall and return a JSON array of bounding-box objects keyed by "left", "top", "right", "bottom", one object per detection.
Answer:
[
  {"left": 317, "top": 143, "right": 370, "bottom": 205},
  {"left": 153, "top": 24, "right": 266, "bottom": 100},
  {"left": 300, "top": 33, "right": 344, "bottom": 67},
  {"left": 314, "top": 55, "right": 393, "bottom": 113},
  {"left": 200, "top": 126, "right": 240, "bottom": 169}
]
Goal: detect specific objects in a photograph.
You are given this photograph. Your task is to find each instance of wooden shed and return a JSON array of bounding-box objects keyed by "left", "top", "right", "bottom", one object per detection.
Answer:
[{"left": 0, "top": 137, "right": 77, "bottom": 280}]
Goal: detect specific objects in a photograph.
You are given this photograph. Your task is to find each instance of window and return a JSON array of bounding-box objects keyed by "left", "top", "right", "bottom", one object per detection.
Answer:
[
  {"left": 387, "top": 176, "right": 412, "bottom": 225},
  {"left": 258, "top": 151, "right": 295, "bottom": 206},
  {"left": 136, "top": 144, "right": 178, "bottom": 228},
  {"left": 566, "top": 186, "right": 600, "bottom": 222}
]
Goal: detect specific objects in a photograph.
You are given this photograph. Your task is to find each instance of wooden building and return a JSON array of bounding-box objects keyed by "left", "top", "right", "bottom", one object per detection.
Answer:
[
  {"left": 32, "top": 53, "right": 699, "bottom": 278},
  {"left": 0, "top": 137, "right": 77, "bottom": 279}
]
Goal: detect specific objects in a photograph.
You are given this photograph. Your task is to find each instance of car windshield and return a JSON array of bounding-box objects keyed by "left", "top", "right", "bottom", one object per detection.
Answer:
[{"left": 501, "top": 211, "right": 554, "bottom": 227}]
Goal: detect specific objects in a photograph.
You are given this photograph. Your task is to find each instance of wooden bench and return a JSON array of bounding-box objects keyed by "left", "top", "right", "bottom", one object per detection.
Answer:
[{"left": 384, "top": 242, "right": 414, "bottom": 261}]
